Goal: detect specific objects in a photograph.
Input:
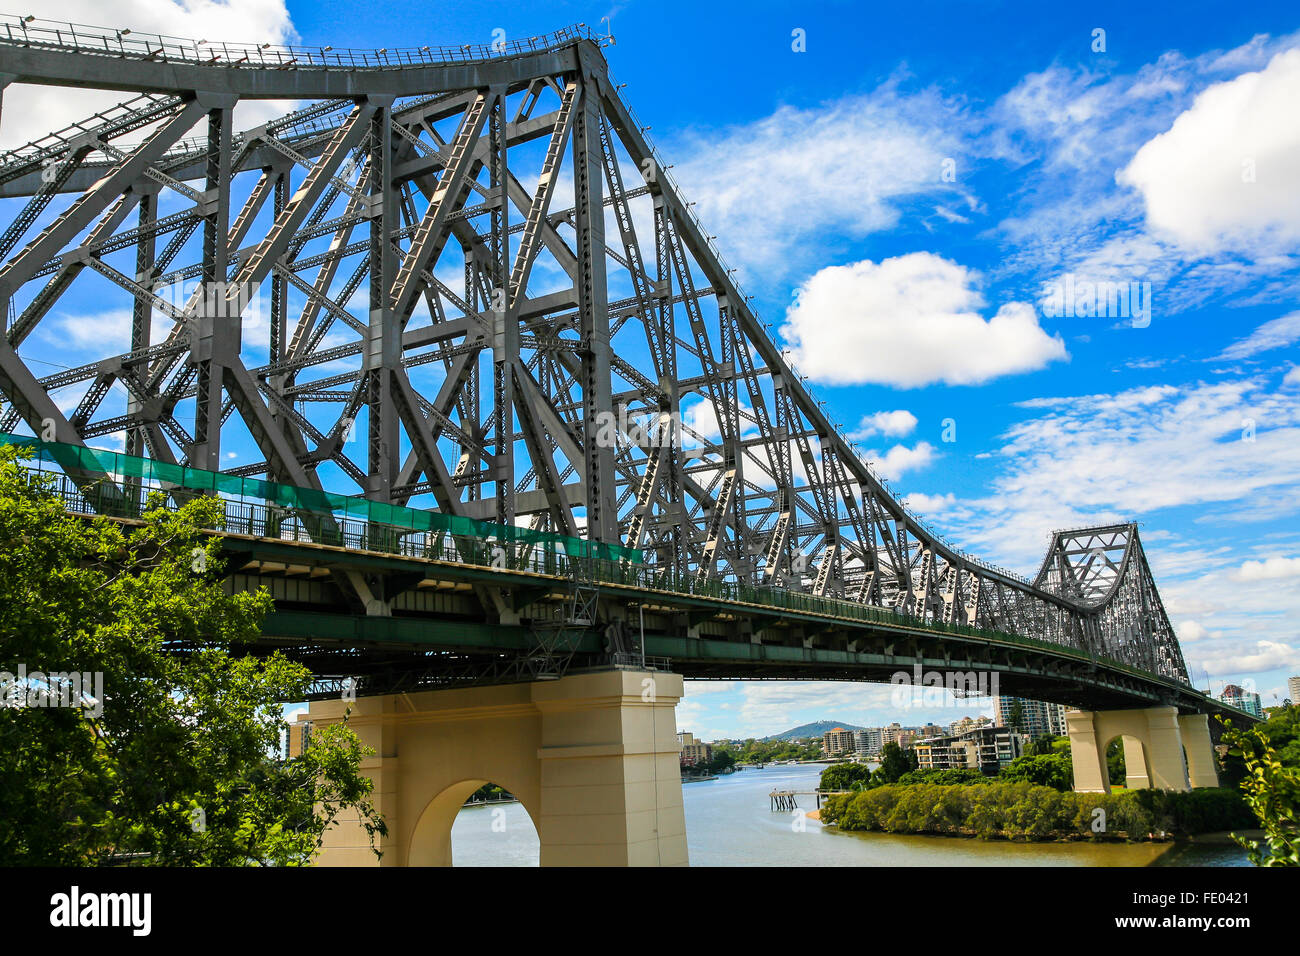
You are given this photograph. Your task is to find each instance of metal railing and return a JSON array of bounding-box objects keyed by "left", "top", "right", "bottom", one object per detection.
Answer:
[
  {"left": 0, "top": 14, "right": 598, "bottom": 70},
  {"left": 7, "top": 451, "right": 1181, "bottom": 689}
]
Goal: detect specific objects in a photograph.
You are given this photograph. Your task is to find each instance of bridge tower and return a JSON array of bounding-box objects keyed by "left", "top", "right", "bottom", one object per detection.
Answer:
[
  {"left": 308, "top": 669, "right": 689, "bottom": 867},
  {"left": 1065, "top": 708, "right": 1219, "bottom": 793}
]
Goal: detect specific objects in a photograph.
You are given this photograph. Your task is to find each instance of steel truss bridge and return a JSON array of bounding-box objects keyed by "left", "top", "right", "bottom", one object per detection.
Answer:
[{"left": 0, "top": 17, "right": 1242, "bottom": 719}]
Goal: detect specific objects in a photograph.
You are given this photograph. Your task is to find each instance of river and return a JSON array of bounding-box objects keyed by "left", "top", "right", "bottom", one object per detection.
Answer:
[{"left": 450, "top": 762, "right": 1251, "bottom": 866}]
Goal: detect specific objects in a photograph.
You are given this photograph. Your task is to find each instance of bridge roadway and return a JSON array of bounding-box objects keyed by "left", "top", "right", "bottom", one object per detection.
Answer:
[{"left": 198, "top": 519, "right": 1246, "bottom": 721}]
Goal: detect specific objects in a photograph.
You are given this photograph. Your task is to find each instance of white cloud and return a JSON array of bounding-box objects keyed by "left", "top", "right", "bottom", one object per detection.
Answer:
[
  {"left": 991, "top": 35, "right": 1300, "bottom": 309},
  {"left": 1216, "top": 311, "right": 1300, "bottom": 360},
  {"left": 903, "top": 492, "right": 956, "bottom": 514},
  {"left": 670, "top": 84, "right": 976, "bottom": 282},
  {"left": 866, "top": 441, "right": 935, "bottom": 481},
  {"left": 1119, "top": 48, "right": 1300, "bottom": 257},
  {"left": 1285, "top": 366, "right": 1300, "bottom": 388},
  {"left": 924, "top": 376, "right": 1300, "bottom": 571},
  {"left": 850, "top": 409, "right": 917, "bottom": 439},
  {"left": 780, "top": 253, "right": 1067, "bottom": 387},
  {"left": 1196, "top": 640, "right": 1299, "bottom": 677},
  {"left": 1233, "top": 556, "right": 1300, "bottom": 581},
  {"left": 45, "top": 309, "right": 173, "bottom": 351},
  {"left": 0, "top": 0, "right": 299, "bottom": 150}
]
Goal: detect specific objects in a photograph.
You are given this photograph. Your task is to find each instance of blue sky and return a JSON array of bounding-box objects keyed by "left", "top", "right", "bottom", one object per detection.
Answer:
[{"left": 4, "top": 0, "right": 1299, "bottom": 740}]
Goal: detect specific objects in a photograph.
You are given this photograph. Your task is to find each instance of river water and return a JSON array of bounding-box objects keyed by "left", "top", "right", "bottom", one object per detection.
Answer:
[{"left": 450, "top": 762, "right": 1251, "bottom": 867}]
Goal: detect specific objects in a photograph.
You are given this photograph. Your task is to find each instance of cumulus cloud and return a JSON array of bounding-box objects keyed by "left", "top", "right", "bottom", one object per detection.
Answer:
[
  {"left": 1119, "top": 47, "right": 1300, "bottom": 257},
  {"left": 902, "top": 491, "right": 956, "bottom": 514},
  {"left": 866, "top": 441, "right": 935, "bottom": 480},
  {"left": 1233, "top": 556, "right": 1300, "bottom": 581},
  {"left": 0, "top": 0, "right": 299, "bottom": 149},
  {"left": 1196, "top": 640, "right": 1298, "bottom": 677},
  {"left": 850, "top": 409, "right": 917, "bottom": 439},
  {"left": 780, "top": 252, "right": 1067, "bottom": 387}
]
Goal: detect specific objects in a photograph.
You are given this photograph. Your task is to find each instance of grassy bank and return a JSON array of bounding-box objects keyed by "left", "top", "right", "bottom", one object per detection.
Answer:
[{"left": 818, "top": 782, "right": 1253, "bottom": 842}]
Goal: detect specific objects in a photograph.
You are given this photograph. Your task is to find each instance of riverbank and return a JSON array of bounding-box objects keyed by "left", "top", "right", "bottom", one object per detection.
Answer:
[{"left": 818, "top": 780, "right": 1255, "bottom": 843}]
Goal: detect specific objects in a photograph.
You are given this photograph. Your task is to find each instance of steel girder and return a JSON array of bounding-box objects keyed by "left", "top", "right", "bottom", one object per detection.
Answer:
[{"left": 0, "top": 16, "right": 1191, "bottom": 687}]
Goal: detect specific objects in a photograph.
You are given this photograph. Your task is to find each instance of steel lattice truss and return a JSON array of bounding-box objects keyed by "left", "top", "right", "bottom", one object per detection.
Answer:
[{"left": 0, "top": 17, "right": 1190, "bottom": 685}]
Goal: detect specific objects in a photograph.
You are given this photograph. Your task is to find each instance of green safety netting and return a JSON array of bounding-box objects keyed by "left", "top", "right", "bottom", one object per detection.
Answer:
[{"left": 0, "top": 433, "right": 642, "bottom": 563}]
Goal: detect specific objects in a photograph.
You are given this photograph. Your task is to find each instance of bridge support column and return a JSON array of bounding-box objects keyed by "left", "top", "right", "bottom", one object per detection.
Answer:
[
  {"left": 1067, "top": 706, "right": 1192, "bottom": 792},
  {"left": 1178, "top": 713, "right": 1220, "bottom": 788},
  {"left": 307, "top": 669, "right": 688, "bottom": 867},
  {"left": 1122, "top": 737, "right": 1151, "bottom": 790},
  {"left": 1065, "top": 710, "right": 1110, "bottom": 793}
]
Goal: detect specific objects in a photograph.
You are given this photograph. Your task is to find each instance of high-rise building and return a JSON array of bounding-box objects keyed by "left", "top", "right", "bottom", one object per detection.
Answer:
[
  {"left": 948, "top": 715, "right": 992, "bottom": 736},
  {"left": 284, "top": 717, "right": 312, "bottom": 758},
  {"left": 822, "top": 727, "right": 857, "bottom": 756},
  {"left": 1287, "top": 676, "right": 1300, "bottom": 706},
  {"left": 677, "top": 731, "right": 712, "bottom": 767},
  {"left": 854, "top": 727, "right": 884, "bottom": 756},
  {"left": 914, "top": 726, "right": 1023, "bottom": 775},
  {"left": 994, "top": 697, "right": 1066, "bottom": 738},
  {"left": 1220, "top": 685, "right": 1264, "bottom": 718}
]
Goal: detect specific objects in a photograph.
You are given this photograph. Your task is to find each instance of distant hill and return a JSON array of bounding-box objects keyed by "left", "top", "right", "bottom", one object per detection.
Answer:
[{"left": 763, "top": 720, "right": 865, "bottom": 742}]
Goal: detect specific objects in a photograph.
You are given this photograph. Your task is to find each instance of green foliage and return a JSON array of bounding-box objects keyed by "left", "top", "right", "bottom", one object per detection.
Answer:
[
  {"left": 873, "top": 741, "right": 918, "bottom": 784},
  {"left": 896, "top": 767, "right": 990, "bottom": 786},
  {"left": 1000, "top": 752, "right": 1074, "bottom": 791},
  {"left": 1006, "top": 701, "right": 1025, "bottom": 734},
  {"left": 1106, "top": 738, "right": 1127, "bottom": 787},
  {"left": 1218, "top": 704, "right": 1300, "bottom": 788},
  {"left": 820, "top": 780, "right": 1248, "bottom": 842},
  {"left": 1027, "top": 733, "right": 1063, "bottom": 756},
  {"left": 1130, "top": 788, "right": 1254, "bottom": 836},
  {"left": 1221, "top": 716, "right": 1300, "bottom": 866},
  {"left": 0, "top": 447, "right": 386, "bottom": 865},
  {"left": 695, "top": 748, "right": 736, "bottom": 774},
  {"left": 819, "top": 762, "right": 872, "bottom": 791},
  {"left": 467, "top": 784, "right": 513, "bottom": 803},
  {"left": 715, "top": 738, "right": 821, "bottom": 764}
]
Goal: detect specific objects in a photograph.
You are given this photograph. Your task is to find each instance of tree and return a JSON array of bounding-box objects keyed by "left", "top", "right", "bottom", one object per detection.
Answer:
[
  {"left": 1007, "top": 701, "right": 1025, "bottom": 734},
  {"left": 1000, "top": 752, "right": 1074, "bottom": 791},
  {"left": 896, "top": 768, "right": 989, "bottom": 786},
  {"left": 1220, "top": 719, "right": 1299, "bottom": 866},
  {"left": 0, "top": 447, "right": 386, "bottom": 865},
  {"left": 1027, "top": 733, "right": 1059, "bottom": 756},
  {"left": 1106, "top": 738, "right": 1127, "bottom": 788},
  {"left": 820, "top": 762, "right": 871, "bottom": 791},
  {"left": 1219, "top": 704, "right": 1300, "bottom": 787},
  {"left": 874, "top": 742, "right": 915, "bottom": 785}
]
